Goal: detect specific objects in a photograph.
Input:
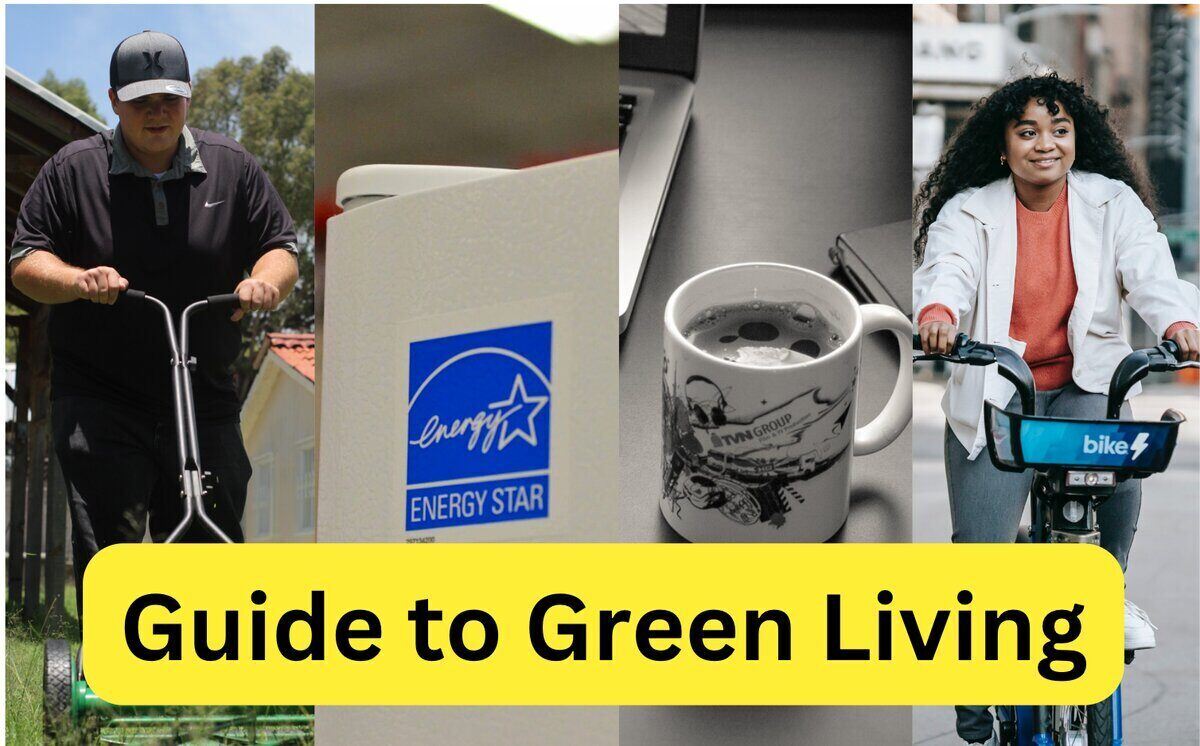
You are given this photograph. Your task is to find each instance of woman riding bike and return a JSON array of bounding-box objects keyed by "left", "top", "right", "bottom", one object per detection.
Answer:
[{"left": 912, "top": 73, "right": 1200, "bottom": 745}]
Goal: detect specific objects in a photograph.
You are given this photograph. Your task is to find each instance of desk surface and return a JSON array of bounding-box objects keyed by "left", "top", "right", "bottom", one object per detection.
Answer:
[
  {"left": 619, "top": 6, "right": 914, "bottom": 547},
  {"left": 617, "top": 12, "right": 915, "bottom": 744}
]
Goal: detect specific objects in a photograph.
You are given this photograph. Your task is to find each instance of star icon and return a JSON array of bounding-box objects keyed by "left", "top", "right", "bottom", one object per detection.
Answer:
[{"left": 487, "top": 374, "right": 549, "bottom": 449}]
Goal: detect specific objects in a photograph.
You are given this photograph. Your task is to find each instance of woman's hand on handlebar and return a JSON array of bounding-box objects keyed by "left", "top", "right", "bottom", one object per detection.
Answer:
[
  {"left": 230, "top": 278, "right": 282, "bottom": 321},
  {"left": 918, "top": 320, "right": 957, "bottom": 355},
  {"left": 74, "top": 266, "right": 129, "bottom": 305},
  {"left": 1167, "top": 325, "right": 1199, "bottom": 362}
]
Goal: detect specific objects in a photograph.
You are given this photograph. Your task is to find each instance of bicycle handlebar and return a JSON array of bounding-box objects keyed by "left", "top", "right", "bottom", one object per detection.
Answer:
[
  {"left": 1107, "top": 339, "right": 1195, "bottom": 419},
  {"left": 914, "top": 332, "right": 1195, "bottom": 420},
  {"left": 912, "top": 332, "right": 1037, "bottom": 416}
]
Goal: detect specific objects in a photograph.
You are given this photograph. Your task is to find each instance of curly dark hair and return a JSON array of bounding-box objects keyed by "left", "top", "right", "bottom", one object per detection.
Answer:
[{"left": 913, "top": 73, "right": 1155, "bottom": 262}]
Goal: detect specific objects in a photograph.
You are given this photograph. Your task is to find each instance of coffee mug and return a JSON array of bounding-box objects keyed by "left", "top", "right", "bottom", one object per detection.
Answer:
[{"left": 661, "top": 262, "right": 912, "bottom": 542}]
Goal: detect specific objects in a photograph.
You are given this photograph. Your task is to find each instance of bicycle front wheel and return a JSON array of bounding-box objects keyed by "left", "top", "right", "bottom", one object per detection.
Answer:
[{"left": 1086, "top": 697, "right": 1113, "bottom": 744}]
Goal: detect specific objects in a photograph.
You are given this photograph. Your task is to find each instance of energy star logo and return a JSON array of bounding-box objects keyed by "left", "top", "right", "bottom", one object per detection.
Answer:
[{"left": 406, "top": 322, "right": 552, "bottom": 531}]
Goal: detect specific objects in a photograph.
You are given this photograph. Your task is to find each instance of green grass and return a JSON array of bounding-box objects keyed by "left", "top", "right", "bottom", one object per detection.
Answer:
[
  {"left": 6, "top": 584, "right": 80, "bottom": 745},
  {"left": 6, "top": 582, "right": 313, "bottom": 744},
  {"left": 6, "top": 627, "right": 48, "bottom": 745}
]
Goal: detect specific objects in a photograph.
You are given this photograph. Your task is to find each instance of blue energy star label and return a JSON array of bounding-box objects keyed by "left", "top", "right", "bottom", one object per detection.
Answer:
[{"left": 406, "top": 322, "right": 553, "bottom": 530}]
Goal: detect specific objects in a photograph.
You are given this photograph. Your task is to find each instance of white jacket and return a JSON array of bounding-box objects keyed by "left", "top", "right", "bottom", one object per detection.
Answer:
[{"left": 913, "top": 170, "right": 1200, "bottom": 459}]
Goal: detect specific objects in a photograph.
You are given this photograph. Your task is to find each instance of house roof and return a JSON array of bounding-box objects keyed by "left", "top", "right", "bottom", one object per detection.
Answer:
[
  {"left": 241, "top": 332, "right": 316, "bottom": 438},
  {"left": 266, "top": 332, "right": 315, "bottom": 383}
]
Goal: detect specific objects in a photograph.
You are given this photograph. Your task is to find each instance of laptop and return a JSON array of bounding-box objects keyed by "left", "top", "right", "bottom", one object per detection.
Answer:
[{"left": 619, "top": 4, "right": 702, "bottom": 333}]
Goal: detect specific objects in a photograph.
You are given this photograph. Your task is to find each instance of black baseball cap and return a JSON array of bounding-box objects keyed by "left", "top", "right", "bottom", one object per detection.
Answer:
[{"left": 109, "top": 30, "right": 191, "bottom": 101}]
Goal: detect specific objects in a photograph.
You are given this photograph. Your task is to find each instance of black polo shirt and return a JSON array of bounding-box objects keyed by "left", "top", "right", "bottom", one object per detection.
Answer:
[{"left": 11, "top": 127, "right": 297, "bottom": 424}]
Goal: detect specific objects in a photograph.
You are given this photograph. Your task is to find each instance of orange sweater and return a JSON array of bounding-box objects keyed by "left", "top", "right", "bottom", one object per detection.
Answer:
[
  {"left": 1010, "top": 186, "right": 1076, "bottom": 389},
  {"left": 918, "top": 185, "right": 1194, "bottom": 390}
]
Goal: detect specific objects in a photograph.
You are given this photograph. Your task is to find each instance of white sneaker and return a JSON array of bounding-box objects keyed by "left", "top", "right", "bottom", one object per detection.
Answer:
[{"left": 1124, "top": 599, "right": 1157, "bottom": 650}]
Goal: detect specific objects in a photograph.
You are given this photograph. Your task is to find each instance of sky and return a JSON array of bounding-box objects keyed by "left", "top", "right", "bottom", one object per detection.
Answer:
[{"left": 6, "top": 5, "right": 314, "bottom": 123}]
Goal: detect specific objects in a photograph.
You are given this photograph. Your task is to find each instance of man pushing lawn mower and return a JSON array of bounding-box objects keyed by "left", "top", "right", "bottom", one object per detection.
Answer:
[{"left": 9, "top": 30, "right": 299, "bottom": 623}]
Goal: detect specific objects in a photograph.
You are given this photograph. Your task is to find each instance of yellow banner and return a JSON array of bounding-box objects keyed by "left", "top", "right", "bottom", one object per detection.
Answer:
[{"left": 83, "top": 543, "right": 1123, "bottom": 706}]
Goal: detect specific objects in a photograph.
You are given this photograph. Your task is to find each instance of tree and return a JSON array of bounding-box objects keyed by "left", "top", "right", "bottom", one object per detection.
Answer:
[
  {"left": 39, "top": 71, "right": 106, "bottom": 123},
  {"left": 187, "top": 48, "right": 315, "bottom": 392}
]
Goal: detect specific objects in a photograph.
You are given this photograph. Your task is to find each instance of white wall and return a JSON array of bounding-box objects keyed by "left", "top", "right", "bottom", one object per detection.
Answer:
[{"left": 242, "top": 365, "right": 317, "bottom": 542}]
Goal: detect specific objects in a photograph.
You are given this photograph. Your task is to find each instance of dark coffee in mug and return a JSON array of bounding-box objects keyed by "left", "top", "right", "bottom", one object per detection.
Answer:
[
  {"left": 663, "top": 263, "right": 913, "bottom": 542},
  {"left": 680, "top": 300, "right": 844, "bottom": 366}
]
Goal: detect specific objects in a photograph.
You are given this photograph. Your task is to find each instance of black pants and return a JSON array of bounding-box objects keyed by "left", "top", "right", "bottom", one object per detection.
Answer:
[{"left": 52, "top": 395, "right": 251, "bottom": 623}]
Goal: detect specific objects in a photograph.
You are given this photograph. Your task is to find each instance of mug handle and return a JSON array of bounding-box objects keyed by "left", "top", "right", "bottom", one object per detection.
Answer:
[{"left": 853, "top": 304, "right": 913, "bottom": 456}]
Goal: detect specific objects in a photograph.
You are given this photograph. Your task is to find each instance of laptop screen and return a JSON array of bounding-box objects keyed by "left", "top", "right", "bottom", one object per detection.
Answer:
[
  {"left": 619, "top": 5, "right": 702, "bottom": 80},
  {"left": 620, "top": 5, "right": 668, "bottom": 37}
]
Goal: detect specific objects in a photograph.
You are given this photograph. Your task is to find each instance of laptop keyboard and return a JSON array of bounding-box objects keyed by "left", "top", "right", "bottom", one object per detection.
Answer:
[{"left": 619, "top": 93, "right": 637, "bottom": 149}]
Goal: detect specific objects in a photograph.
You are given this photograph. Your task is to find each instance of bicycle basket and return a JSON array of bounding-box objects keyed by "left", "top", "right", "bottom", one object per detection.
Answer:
[{"left": 984, "top": 402, "right": 1181, "bottom": 477}]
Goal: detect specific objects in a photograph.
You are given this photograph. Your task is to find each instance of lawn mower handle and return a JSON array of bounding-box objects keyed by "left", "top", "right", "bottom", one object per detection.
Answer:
[
  {"left": 912, "top": 332, "right": 1037, "bottom": 416},
  {"left": 120, "top": 289, "right": 241, "bottom": 307},
  {"left": 206, "top": 292, "right": 243, "bottom": 308},
  {"left": 118, "top": 288, "right": 236, "bottom": 544}
]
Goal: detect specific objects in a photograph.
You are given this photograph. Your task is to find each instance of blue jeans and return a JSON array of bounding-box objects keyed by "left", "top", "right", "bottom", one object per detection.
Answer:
[{"left": 944, "top": 383, "right": 1140, "bottom": 742}]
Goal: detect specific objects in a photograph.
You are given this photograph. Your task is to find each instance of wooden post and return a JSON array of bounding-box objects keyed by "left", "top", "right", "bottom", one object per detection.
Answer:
[
  {"left": 44, "top": 444, "right": 68, "bottom": 628},
  {"left": 21, "top": 307, "right": 51, "bottom": 621},
  {"left": 21, "top": 391, "right": 47, "bottom": 619},
  {"left": 6, "top": 315, "right": 30, "bottom": 606}
]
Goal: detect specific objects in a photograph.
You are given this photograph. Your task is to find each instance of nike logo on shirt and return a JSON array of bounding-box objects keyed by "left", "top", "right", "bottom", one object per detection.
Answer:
[{"left": 204, "top": 200, "right": 225, "bottom": 208}]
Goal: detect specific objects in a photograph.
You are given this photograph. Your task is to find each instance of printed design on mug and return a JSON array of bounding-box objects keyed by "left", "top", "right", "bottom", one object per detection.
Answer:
[
  {"left": 662, "top": 363, "right": 855, "bottom": 529},
  {"left": 406, "top": 322, "right": 552, "bottom": 531}
]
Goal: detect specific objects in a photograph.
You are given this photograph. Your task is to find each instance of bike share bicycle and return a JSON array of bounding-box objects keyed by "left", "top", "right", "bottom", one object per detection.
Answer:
[
  {"left": 914, "top": 332, "right": 1195, "bottom": 746},
  {"left": 42, "top": 290, "right": 313, "bottom": 743}
]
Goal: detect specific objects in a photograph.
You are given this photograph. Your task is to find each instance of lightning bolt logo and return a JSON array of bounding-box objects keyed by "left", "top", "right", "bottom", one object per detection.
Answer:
[{"left": 1130, "top": 432, "right": 1149, "bottom": 461}]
